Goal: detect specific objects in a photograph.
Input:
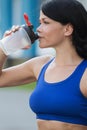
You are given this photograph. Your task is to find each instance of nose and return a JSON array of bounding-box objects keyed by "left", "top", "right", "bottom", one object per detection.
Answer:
[{"left": 36, "top": 24, "right": 42, "bottom": 33}]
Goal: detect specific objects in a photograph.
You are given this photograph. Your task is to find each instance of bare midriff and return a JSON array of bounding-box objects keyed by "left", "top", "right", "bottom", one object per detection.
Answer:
[{"left": 37, "top": 119, "right": 87, "bottom": 130}]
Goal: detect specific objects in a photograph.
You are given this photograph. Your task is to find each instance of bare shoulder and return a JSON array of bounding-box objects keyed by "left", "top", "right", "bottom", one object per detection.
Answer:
[
  {"left": 25, "top": 54, "right": 54, "bottom": 79},
  {"left": 80, "top": 68, "right": 87, "bottom": 98},
  {"left": 26, "top": 54, "right": 53, "bottom": 66}
]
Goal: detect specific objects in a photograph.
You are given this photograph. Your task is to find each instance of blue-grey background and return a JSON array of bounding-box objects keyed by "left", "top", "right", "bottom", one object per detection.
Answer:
[{"left": 0, "top": 0, "right": 87, "bottom": 130}]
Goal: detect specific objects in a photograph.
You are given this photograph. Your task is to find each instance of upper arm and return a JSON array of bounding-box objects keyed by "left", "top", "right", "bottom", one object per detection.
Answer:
[
  {"left": 80, "top": 68, "right": 87, "bottom": 98},
  {"left": 0, "top": 59, "right": 36, "bottom": 87},
  {"left": 0, "top": 55, "right": 53, "bottom": 87}
]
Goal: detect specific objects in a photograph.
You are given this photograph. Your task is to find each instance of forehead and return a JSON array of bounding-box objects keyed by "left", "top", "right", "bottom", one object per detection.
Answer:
[
  {"left": 39, "top": 10, "right": 65, "bottom": 27},
  {"left": 39, "top": 10, "right": 50, "bottom": 20}
]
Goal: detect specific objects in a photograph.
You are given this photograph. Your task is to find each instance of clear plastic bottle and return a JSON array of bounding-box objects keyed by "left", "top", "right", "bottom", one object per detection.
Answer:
[{"left": 0, "top": 25, "right": 38, "bottom": 55}]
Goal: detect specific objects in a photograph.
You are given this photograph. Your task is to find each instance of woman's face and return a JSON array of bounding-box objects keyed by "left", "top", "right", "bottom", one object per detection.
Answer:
[{"left": 37, "top": 11, "right": 69, "bottom": 48}]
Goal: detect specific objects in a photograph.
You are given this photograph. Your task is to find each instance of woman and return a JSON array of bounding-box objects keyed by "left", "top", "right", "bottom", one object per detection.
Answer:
[{"left": 0, "top": 0, "right": 87, "bottom": 130}]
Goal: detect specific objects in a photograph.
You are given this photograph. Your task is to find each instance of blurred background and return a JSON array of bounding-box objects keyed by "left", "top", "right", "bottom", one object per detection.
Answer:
[
  {"left": 0, "top": 0, "right": 87, "bottom": 130},
  {"left": 0, "top": 0, "right": 55, "bottom": 68}
]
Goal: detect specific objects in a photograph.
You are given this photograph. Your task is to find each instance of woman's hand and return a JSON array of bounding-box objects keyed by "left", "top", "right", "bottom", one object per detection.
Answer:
[
  {"left": 0, "top": 25, "right": 30, "bottom": 55},
  {"left": 3, "top": 25, "right": 20, "bottom": 38}
]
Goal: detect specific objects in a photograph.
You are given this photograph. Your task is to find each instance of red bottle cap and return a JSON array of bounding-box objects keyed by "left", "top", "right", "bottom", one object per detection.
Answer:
[{"left": 24, "top": 13, "right": 31, "bottom": 26}]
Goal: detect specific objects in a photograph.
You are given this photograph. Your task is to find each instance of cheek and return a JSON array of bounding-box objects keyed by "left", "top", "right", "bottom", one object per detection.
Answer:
[
  {"left": 45, "top": 29, "right": 64, "bottom": 43},
  {"left": 43, "top": 27, "right": 56, "bottom": 38},
  {"left": 39, "top": 25, "right": 65, "bottom": 48},
  {"left": 43, "top": 26, "right": 50, "bottom": 35}
]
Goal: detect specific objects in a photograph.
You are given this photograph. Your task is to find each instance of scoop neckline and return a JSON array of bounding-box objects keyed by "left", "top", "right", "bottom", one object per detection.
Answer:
[{"left": 43, "top": 59, "right": 85, "bottom": 86}]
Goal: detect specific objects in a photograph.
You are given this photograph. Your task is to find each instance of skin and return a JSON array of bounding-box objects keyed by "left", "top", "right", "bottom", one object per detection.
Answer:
[{"left": 0, "top": 11, "right": 87, "bottom": 130}]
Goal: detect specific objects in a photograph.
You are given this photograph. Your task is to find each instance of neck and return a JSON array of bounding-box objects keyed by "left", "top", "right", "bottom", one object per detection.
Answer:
[{"left": 54, "top": 41, "right": 83, "bottom": 66}]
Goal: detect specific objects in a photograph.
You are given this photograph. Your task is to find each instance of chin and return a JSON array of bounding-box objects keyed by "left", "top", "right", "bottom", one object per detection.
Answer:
[
  {"left": 39, "top": 44, "right": 48, "bottom": 48},
  {"left": 39, "top": 42, "right": 45, "bottom": 48},
  {"left": 39, "top": 42, "right": 51, "bottom": 48},
  {"left": 39, "top": 45, "right": 46, "bottom": 48}
]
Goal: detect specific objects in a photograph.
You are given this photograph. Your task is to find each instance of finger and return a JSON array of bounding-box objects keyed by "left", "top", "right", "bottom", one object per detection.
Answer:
[
  {"left": 22, "top": 45, "right": 30, "bottom": 49},
  {"left": 3, "top": 30, "right": 12, "bottom": 37},
  {"left": 3, "top": 25, "right": 20, "bottom": 38},
  {"left": 12, "top": 25, "right": 20, "bottom": 32}
]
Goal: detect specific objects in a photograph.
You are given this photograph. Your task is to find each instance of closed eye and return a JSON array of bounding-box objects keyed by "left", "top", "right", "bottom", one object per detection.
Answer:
[
  {"left": 39, "top": 18, "right": 50, "bottom": 25},
  {"left": 43, "top": 21, "right": 49, "bottom": 24}
]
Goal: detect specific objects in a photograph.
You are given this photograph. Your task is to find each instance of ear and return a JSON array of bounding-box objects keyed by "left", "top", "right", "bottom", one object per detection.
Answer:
[{"left": 64, "top": 24, "right": 73, "bottom": 36}]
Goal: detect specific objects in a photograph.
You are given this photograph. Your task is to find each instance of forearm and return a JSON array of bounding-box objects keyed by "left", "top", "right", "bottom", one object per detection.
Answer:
[
  {"left": 0, "top": 54, "right": 36, "bottom": 87},
  {"left": 0, "top": 23, "right": 38, "bottom": 87},
  {"left": 0, "top": 47, "right": 7, "bottom": 72}
]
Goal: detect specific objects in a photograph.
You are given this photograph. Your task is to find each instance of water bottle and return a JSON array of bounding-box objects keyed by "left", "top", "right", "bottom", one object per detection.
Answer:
[{"left": 0, "top": 13, "right": 39, "bottom": 55}]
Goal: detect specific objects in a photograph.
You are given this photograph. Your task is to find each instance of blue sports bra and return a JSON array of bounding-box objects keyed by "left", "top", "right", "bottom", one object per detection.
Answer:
[{"left": 29, "top": 58, "right": 87, "bottom": 126}]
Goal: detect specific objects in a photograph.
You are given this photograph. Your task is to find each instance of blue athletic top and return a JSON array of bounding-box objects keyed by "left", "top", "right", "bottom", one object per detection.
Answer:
[{"left": 29, "top": 58, "right": 87, "bottom": 126}]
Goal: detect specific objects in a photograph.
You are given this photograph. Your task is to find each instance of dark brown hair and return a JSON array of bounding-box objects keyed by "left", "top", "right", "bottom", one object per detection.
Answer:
[{"left": 41, "top": 0, "right": 87, "bottom": 59}]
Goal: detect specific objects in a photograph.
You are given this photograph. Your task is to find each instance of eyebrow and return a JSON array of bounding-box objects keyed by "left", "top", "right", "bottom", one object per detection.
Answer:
[{"left": 39, "top": 17, "right": 48, "bottom": 21}]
